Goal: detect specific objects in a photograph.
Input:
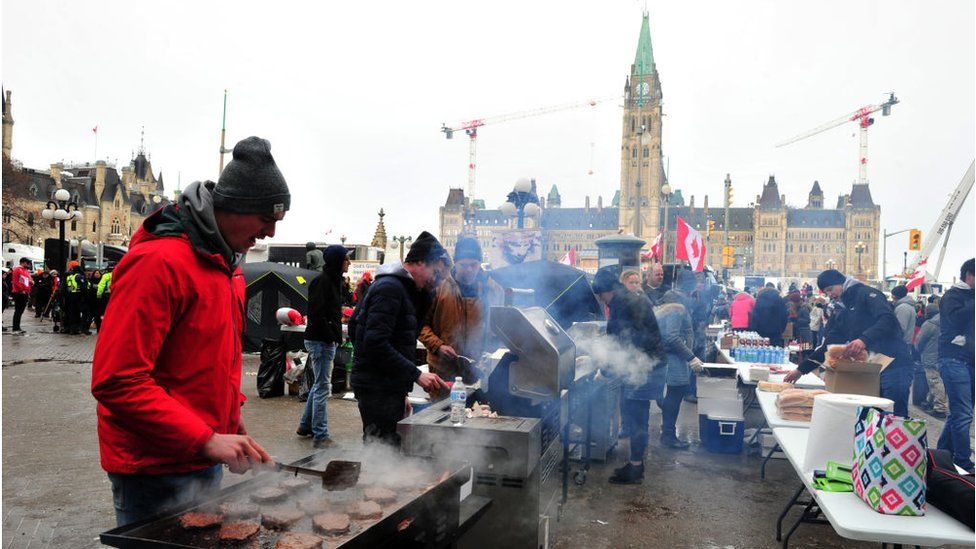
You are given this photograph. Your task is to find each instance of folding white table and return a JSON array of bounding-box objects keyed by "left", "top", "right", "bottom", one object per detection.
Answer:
[{"left": 772, "top": 427, "right": 974, "bottom": 548}]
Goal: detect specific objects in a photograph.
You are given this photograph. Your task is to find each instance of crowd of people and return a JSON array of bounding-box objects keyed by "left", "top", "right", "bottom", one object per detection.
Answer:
[{"left": 2, "top": 258, "right": 113, "bottom": 334}]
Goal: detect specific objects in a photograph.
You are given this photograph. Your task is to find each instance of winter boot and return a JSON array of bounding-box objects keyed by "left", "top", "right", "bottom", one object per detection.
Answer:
[
  {"left": 660, "top": 434, "right": 690, "bottom": 449},
  {"left": 608, "top": 463, "right": 644, "bottom": 484}
]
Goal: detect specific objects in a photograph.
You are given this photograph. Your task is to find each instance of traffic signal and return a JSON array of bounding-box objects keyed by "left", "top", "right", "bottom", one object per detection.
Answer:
[
  {"left": 725, "top": 184, "right": 734, "bottom": 206},
  {"left": 908, "top": 229, "right": 921, "bottom": 251},
  {"left": 721, "top": 245, "right": 735, "bottom": 267},
  {"left": 707, "top": 219, "right": 716, "bottom": 235}
]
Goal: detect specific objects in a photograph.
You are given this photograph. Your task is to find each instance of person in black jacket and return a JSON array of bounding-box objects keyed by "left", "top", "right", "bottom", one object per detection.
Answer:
[
  {"left": 936, "top": 258, "right": 975, "bottom": 473},
  {"left": 296, "top": 245, "right": 351, "bottom": 448},
  {"left": 786, "top": 269, "right": 914, "bottom": 416},
  {"left": 349, "top": 231, "right": 448, "bottom": 445},
  {"left": 749, "top": 287, "right": 789, "bottom": 346},
  {"left": 592, "top": 268, "right": 666, "bottom": 485}
]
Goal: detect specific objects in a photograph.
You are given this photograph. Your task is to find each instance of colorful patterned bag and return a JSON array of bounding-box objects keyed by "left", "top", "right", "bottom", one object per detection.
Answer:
[{"left": 851, "top": 406, "right": 927, "bottom": 516}]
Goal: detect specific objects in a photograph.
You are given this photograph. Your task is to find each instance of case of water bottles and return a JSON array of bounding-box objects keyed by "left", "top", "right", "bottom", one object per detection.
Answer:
[{"left": 729, "top": 344, "right": 789, "bottom": 364}]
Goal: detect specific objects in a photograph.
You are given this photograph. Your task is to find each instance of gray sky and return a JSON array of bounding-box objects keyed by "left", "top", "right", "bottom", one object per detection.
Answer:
[{"left": 4, "top": 0, "right": 974, "bottom": 280}]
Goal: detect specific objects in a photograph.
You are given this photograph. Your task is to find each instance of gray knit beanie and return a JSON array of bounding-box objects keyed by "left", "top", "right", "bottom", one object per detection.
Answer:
[{"left": 213, "top": 136, "right": 290, "bottom": 214}]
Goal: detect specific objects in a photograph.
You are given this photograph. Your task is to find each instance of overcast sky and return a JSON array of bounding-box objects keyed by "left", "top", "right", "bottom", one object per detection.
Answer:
[{"left": 4, "top": 0, "right": 973, "bottom": 280}]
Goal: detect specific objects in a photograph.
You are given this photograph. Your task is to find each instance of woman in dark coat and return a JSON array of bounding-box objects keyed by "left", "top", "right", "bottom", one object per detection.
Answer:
[{"left": 749, "top": 287, "right": 789, "bottom": 346}]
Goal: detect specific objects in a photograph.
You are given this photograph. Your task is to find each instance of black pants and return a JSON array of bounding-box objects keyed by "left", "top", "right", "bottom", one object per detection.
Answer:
[
  {"left": 621, "top": 398, "right": 650, "bottom": 462},
  {"left": 355, "top": 390, "right": 406, "bottom": 446},
  {"left": 12, "top": 293, "right": 28, "bottom": 330},
  {"left": 64, "top": 294, "right": 82, "bottom": 333},
  {"left": 655, "top": 384, "right": 688, "bottom": 439}
]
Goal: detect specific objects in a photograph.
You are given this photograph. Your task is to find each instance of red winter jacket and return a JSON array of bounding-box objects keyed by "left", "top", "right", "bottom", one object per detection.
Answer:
[
  {"left": 11, "top": 265, "right": 32, "bottom": 294},
  {"left": 729, "top": 292, "right": 755, "bottom": 330},
  {"left": 91, "top": 210, "right": 246, "bottom": 475}
]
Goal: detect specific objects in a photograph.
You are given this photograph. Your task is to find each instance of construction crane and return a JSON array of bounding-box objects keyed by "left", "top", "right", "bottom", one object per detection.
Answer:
[
  {"left": 907, "top": 160, "right": 975, "bottom": 279},
  {"left": 776, "top": 93, "right": 899, "bottom": 184},
  {"left": 441, "top": 97, "right": 615, "bottom": 202}
]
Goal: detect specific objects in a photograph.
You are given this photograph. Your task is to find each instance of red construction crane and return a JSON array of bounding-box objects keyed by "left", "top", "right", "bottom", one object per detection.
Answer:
[
  {"left": 441, "top": 97, "right": 614, "bottom": 201},
  {"left": 776, "top": 93, "right": 899, "bottom": 184}
]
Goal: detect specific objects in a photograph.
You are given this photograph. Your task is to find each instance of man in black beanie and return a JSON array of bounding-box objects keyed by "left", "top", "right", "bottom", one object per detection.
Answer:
[
  {"left": 349, "top": 231, "right": 449, "bottom": 445},
  {"left": 420, "top": 237, "right": 503, "bottom": 381},
  {"left": 786, "top": 268, "right": 914, "bottom": 416},
  {"left": 91, "top": 136, "right": 288, "bottom": 525}
]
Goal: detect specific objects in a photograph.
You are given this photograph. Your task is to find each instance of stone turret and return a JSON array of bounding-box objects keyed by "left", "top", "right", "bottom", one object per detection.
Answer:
[
  {"left": 2, "top": 89, "right": 12, "bottom": 160},
  {"left": 370, "top": 209, "right": 388, "bottom": 249},
  {"left": 95, "top": 161, "right": 107, "bottom": 201}
]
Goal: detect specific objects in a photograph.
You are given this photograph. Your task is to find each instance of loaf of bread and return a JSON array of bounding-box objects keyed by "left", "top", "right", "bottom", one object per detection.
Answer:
[{"left": 758, "top": 381, "right": 792, "bottom": 393}]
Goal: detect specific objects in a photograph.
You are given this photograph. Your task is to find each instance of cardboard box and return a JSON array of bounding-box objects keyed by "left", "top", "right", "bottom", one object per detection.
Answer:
[{"left": 822, "top": 354, "right": 894, "bottom": 396}]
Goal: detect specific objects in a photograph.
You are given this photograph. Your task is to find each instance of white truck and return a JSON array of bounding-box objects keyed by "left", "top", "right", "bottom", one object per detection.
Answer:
[{"left": 2, "top": 242, "right": 45, "bottom": 270}]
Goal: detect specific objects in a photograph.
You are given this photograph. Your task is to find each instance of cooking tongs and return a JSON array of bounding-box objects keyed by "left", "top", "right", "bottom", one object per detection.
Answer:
[{"left": 273, "top": 460, "right": 361, "bottom": 491}]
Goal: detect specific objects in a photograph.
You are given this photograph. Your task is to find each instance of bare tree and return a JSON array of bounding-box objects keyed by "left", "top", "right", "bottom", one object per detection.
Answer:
[{"left": 2, "top": 156, "right": 41, "bottom": 245}]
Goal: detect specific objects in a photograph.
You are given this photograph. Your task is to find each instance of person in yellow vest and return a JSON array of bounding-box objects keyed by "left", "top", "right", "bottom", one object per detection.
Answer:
[
  {"left": 95, "top": 266, "right": 114, "bottom": 330},
  {"left": 63, "top": 265, "right": 89, "bottom": 335}
]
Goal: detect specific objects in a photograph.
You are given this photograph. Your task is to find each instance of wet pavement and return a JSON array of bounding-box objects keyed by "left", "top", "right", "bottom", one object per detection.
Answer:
[{"left": 2, "top": 309, "right": 970, "bottom": 548}]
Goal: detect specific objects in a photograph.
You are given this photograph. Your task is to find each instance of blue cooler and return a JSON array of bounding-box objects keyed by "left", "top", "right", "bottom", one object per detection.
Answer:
[{"left": 698, "top": 397, "right": 744, "bottom": 454}]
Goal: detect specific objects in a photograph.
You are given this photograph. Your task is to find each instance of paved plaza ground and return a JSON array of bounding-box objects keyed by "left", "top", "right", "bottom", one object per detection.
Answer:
[{"left": 1, "top": 309, "right": 968, "bottom": 548}]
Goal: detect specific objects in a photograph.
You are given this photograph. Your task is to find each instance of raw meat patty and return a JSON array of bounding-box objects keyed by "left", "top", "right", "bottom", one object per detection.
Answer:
[
  {"left": 281, "top": 477, "right": 311, "bottom": 491},
  {"left": 350, "top": 500, "right": 382, "bottom": 520},
  {"left": 178, "top": 512, "right": 223, "bottom": 529},
  {"left": 261, "top": 506, "right": 305, "bottom": 530},
  {"left": 218, "top": 520, "right": 260, "bottom": 542},
  {"left": 251, "top": 486, "right": 288, "bottom": 504},
  {"left": 363, "top": 487, "right": 396, "bottom": 504},
  {"left": 220, "top": 501, "right": 260, "bottom": 518},
  {"left": 312, "top": 512, "right": 351, "bottom": 535},
  {"left": 274, "top": 532, "right": 325, "bottom": 549}
]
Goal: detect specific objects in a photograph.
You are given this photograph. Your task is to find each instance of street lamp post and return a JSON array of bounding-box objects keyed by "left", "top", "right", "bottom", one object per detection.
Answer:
[
  {"left": 660, "top": 183, "right": 672, "bottom": 263},
  {"left": 855, "top": 242, "right": 866, "bottom": 275},
  {"left": 392, "top": 235, "right": 412, "bottom": 262},
  {"left": 500, "top": 177, "right": 541, "bottom": 229},
  {"left": 40, "top": 188, "right": 82, "bottom": 274}
]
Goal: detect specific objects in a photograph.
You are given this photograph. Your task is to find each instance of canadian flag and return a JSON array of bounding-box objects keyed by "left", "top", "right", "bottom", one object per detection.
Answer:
[
  {"left": 650, "top": 233, "right": 663, "bottom": 261},
  {"left": 92, "top": 125, "right": 98, "bottom": 134},
  {"left": 559, "top": 248, "right": 576, "bottom": 266},
  {"left": 675, "top": 216, "right": 706, "bottom": 271},
  {"left": 906, "top": 258, "right": 927, "bottom": 291}
]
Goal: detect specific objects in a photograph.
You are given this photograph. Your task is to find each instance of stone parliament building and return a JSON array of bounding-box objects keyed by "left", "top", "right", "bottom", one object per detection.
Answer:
[
  {"left": 438, "top": 14, "right": 880, "bottom": 280},
  {"left": 2, "top": 90, "right": 171, "bottom": 250}
]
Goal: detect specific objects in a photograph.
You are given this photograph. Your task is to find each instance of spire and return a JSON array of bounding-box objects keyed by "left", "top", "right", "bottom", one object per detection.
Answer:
[
  {"left": 758, "top": 175, "right": 783, "bottom": 209},
  {"left": 633, "top": 13, "right": 655, "bottom": 77},
  {"left": 547, "top": 184, "right": 561, "bottom": 207},
  {"left": 371, "top": 209, "right": 388, "bottom": 249},
  {"left": 139, "top": 125, "right": 145, "bottom": 154}
]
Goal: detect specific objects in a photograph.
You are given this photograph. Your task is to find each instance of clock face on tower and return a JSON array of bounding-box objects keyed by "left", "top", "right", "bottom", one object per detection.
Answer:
[{"left": 636, "top": 81, "right": 650, "bottom": 96}]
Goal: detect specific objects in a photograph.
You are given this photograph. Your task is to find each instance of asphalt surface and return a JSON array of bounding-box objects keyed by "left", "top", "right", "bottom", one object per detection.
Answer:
[{"left": 2, "top": 308, "right": 970, "bottom": 548}]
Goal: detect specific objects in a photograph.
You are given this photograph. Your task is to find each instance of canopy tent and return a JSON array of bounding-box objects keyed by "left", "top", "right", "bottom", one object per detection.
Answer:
[
  {"left": 241, "top": 262, "right": 320, "bottom": 352},
  {"left": 489, "top": 260, "right": 603, "bottom": 328}
]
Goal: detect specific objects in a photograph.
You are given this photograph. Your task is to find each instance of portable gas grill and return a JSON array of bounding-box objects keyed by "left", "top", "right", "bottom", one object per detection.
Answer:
[
  {"left": 100, "top": 452, "right": 477, "bottom": 549},
  {"left": 399, "top": 304, "right": 575, "bottom": 549}
]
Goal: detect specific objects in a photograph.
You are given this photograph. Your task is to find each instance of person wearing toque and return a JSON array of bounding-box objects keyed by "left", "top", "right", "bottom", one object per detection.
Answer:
[
  {"left": 91, "top": 136, "right": 289, "bottom": 526},
  {"left": 786, "top": 268, "right": 914, "bottom": 416},
  {"left": 349, "top": 231, "right": 450, "bottom": 446}
]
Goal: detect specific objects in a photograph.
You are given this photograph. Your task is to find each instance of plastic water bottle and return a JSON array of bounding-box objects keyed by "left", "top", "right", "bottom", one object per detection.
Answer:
[{"left": 450, "top": 377, "right": 466, "bottom": 426}]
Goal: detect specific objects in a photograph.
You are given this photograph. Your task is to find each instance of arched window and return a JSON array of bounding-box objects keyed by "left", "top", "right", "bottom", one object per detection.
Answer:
[
  {"left": 27, "top": 213, "right": 34, "bottom": 227},
  {"left": 630, "top": 117, "right": 635, "bottom": 133},
  {"left": 71, "top": 220, "right": 77, "bottom": 231},
  {"left": 28, "top": 184, "right": 38, "bottom": 198},
  {"left": 631, "top": 146, "right": 637, "bottom": 158},
  {"left": 111, "top": 218, "right": 121, "bottom": 234},
  {"left": 92, "top": 221, "right": 97, "bottom": 233},
  {"left": 642, "top": 147, "right": 649, "bottom": 158}
]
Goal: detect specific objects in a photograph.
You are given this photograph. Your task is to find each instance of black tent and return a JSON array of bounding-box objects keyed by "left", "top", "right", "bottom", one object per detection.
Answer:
[
  {"left": 489, "top": 260, "right": 603, "bottom": 328},
  {"left": 241, "top": 262, "right": 320, "bottom": 352}
]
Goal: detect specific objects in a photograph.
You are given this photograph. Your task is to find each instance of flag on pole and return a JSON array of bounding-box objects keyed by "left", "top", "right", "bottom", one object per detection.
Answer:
[
  {"left": 675, "top": 216, "right": 706, "bottom": 271},
  {"left": 559, "top": 248, "right": 576, "bottom": 266},
  {"left": 92, "top": 125, "right": 98, "bottom": 134},
  {"left": 650, "top": 233, "right": 663, "bottom": 261},
  {"left": 906, "top": 258, "right": 927, "bottom": 291}
]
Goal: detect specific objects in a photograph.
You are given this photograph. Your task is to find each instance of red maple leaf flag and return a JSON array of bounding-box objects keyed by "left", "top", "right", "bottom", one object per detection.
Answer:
[
  {"left": 92, "top": 125, "right": 98, "bottom": 134},
  {"left": 559, "top": 248, "right": 576, "bottom": 266},
  {"left": 906, "top": 258, "right": 927, "bottom": 291},
  {"left": 675, "top": 216, "right": 706, "bottom": 271},
  {"left": 650, "top": 233, "right": 663, "bottom": 261}
]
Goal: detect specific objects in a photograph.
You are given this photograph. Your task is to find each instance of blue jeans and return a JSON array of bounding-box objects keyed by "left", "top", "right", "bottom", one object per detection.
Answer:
[
  {"left": 299, "top": 340, "right": 336, "bottom": 441},
  {"left": 108, "top": 465, "right": 222, "bottom": 527},
  {"left": 880, "top": 362, "right": 912, "bottom": 418},
  {"left": 937, "top": 358, "right": 974, "bottom": 472}
]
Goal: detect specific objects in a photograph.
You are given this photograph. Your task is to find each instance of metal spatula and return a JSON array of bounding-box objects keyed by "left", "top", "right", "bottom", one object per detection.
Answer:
[{"left": 274, "top": 460, "right": 361, "bottom": 491}]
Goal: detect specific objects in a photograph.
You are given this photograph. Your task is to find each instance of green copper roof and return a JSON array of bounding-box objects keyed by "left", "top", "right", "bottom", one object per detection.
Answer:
[
  {"left": 633, "top": 14, "right": 655, "bottom": 77},
  {"left": 471, "top": 199, "right": 486, "bottom": 209},
  {"left": 611, "top": 190, "right": 621, "bottom": 207},
  {"left": 547, "top": 184, "right": 561, "bottom": 199}
]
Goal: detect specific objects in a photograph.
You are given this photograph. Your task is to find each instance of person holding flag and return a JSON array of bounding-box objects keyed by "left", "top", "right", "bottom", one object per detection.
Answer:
[{"left": 674, "top": 216, "right": 706, "bottom": 272}]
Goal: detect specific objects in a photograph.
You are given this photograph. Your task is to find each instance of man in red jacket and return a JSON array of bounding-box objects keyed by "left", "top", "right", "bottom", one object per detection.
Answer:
[
  {"left": 9, "top": 257, "right": 33, "bottom": 332},
  {"left": 91, "top": 137, "right": 288, "bottom": 526}
]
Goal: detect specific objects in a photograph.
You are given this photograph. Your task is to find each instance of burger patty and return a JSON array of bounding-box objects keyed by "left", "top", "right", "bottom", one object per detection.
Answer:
[
  {"left": 312, "top": 512, "right": 351, "bottom": 535},
  {"left": 274, "top": 532, "right": 325, "bottom": 549},
  {"left": 261, "top": 507, "right": 305, "bottom": 530},
  {"left": 297, "top": 496, "right": 330, "bottom": 515},
  {"left": 220, "top": 501, "right": 260, "bottom": 518},
  {"left": 218, "top": 520, "right": 260, "bottom": 543},
  {"left": 281, "top": 477, "right": 311, "bottom": 491},
  {"left": 251, "top": 486, "right": 288, "bottom": 504},
  {"left": 350, "top": 500, "right": 382, "bottom": 520},
  {"left": 363, "top": 487, "right": 397, "bottom": 505},
  {"left": 178, "top": 512, "right": 223, "bottom": 529}
]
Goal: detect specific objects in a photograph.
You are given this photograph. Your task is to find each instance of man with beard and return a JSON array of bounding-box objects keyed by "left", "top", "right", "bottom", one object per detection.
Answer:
[
  {"left": 350, "top": 231, "right": 449, "bottom": 445},
  {"left": 420, "top": 237, "right": 503, "bottom": 382}
]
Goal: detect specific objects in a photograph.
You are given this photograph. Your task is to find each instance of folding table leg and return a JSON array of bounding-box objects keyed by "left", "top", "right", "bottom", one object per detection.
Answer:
[
  {"left": 760, "top": 442, "right": 780, "bottom": 480},
  {"left": 781, "top": 499, "right": 815, "bottom": 549},
  {"left": 775, "top": 483, "right": 806, "bottom": 541}
]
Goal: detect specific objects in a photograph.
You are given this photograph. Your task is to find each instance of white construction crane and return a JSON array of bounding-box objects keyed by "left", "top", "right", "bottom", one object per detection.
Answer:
[
  {"left": 908, "top": 160, "right": 975, "bottom": 279},
  {"left": 441, "top": 97, "right": 615, "bottom": 201},
  {"left": 776, "top": 93, "right": 899, "bottom": 184}
]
